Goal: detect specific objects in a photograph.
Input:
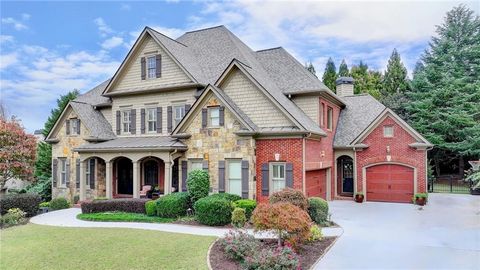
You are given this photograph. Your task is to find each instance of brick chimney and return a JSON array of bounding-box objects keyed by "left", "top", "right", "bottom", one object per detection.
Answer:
[{"left": 335, "top": 77, "right": 355, "bottom": 97}]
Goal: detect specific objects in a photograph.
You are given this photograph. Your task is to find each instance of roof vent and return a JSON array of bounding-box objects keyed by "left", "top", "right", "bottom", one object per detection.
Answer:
[{"left": 335, "top": 77, "right": 355, "bottom": 97}]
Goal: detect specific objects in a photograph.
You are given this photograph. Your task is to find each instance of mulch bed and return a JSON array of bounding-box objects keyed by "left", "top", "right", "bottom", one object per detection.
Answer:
[{"left": 209, "top": 236, "right": 337, "bottom": 270}]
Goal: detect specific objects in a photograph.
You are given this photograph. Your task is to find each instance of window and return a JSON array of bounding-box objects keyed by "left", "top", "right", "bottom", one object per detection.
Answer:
[
  {"left": 227, "top": 160, "right": 242, "bottom": 197},
  {"left": 208, "top": 107, "right": 220, "bottom": 127},
  {"left": 173, "top": 104, "right": 185, "bottom": 127},
  {"left": 85, "top": 159, "right": 95, "bottom": 188},
  {"left": 147, "top": 107, "right": 157, "bottom": 132},
  {"left": 270, "top": 163, "right": 286, "bottom": 193},
  {"left": 190, "top": 159, "right": 203, "bottom": 172},
  {"left": 384, "top": 126, "right": 394, "bottom": 137},
  {"left": 327, "top": 107, "right": 333, "bottom": 130},
  {"left": 70, "top": 119, "right": 79, "bottom": 135},
  {"left": 60, "top": 159, "right": 67, "bottom": 186},
  {"left": 121, "top": 110, "right": 131, "bottom": 133},
  {"left": 320, "top": 103, "right": 325, "bottom": 127},
  {"left": 147, "top": 56, "right": 156, "bottom": 79}
]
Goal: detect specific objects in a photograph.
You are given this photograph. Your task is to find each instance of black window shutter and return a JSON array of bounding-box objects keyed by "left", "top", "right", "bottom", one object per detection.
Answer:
[
  {"left": 116, "top": 111, "right": 121, "bottom": 135},
  {"left": 167, "top": 106, "right": 173, "bottom": 133},
  {"left": 66, "top": 120, "right": 70, "bottom": 135},
  {"left": 77, "top": 119, "right": 81, "bottom": 135},
  {"left": 89, "top": 159, "right": 95, "bottom": 189},
  {"left": 261, "top": 163, "right": 269, "bottom": 196},
  {"left": 181, "top": 160, "right": 188, "bottom": 192},
  {"left": 202, "top": 160, "right": 209, "bottom": 171},
  {"left": 52, "top": 159, "right": 58, "bottom": 186},
  {"left": 141, "top": 108, "right": 146, "bottom": 134},
  {"left": 202, "top": 108, "right": 208, "bottom": 128},
  {"left": 155, "top": 54, "right": 162, "bottom": 78},
  {"left": 76, "top": 159, "right": 80, "bottom": 188},
  {"left": 130, "top": 109, "right": 136, "bottom": 134},
  {"left": 286, "top": 163, "right": 294, "bottom": 188},
  {"left": 141, "top": 57, "right": 146, "bottom": 80},
  {"left": 218, "top": 161, "right": 225, "bottom": 193},
  {"left": 66, "top": 159, "right": 70, "bottom": 186},
  {"left": 219, "top": 106, "right": 225, "bottom": 126},
  {"left": 241, "top": 160, "right": 249, "bottom": 199},
  {"left": 157, "top": 107, "right": 162, "bottom": 133}
]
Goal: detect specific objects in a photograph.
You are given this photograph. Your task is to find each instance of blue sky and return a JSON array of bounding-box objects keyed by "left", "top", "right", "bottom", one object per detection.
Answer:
[{"left": 1, "top": 0, "right": 478, "bottom": 133}]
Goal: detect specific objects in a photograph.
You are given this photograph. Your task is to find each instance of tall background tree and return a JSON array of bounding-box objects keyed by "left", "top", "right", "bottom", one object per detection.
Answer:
[
  {"left": 322, "top": 58, "right": 337, "bottom": 91},
  {"left": 406, "top": 5, "right": 480, "bottom": 176},
  {"left": 305, "top": 61, "right": 316, "bottom": 76},
  {"left": 338, "top": 59, "right": 350, "bottom": 77}
]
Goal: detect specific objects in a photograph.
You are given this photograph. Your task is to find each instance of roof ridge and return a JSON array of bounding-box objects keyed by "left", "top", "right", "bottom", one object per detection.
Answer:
[
  {"left": 183, "top": 25, "right": 225, "bottom": 34},
  {"left": 256, "top": 47, "right": 283, "bottom": 53},
  {"left": 146, "top": 26, "right": 188, "bottom": 47}
]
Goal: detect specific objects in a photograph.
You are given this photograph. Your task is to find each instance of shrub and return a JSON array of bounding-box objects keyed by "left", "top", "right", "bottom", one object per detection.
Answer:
[
  {"left": 0, "top": 208, "right": 27, "bottom": 228},
  {"left": 252, "top": 202, "right": 312, "bottom": 248},
  {"left": 219, "top": 230, "right": 258, "bottom": 262},
  {"left": 209, "top": 193, "right": 242, "bottom": 202},
  {"left": 233, "top": 199, "right": 257, "bottom": 219},
  {"left": 156, "top": 192, "right": 189, "bottom": 218},
  {"left": 186, "top": 169, "right": 210, "bottom": 205},
  {"left": 0, "top": 193, "right": 41, "bottom": 217},
  {"left": 24, "top": 175, "right": 51, "bottom": 202},
  {"left": 309, "top": 224, "right": 323, "bottom": 242},
  {"left": 269, "top": 188, "right": 308, "bottom": 210},
  {"left": 145, "top": 200, "right": 157, "bottom": 216},
  {"left": 81, "top": 199, "right": 149, "bottom": 214},
  {"left": 194, "top": 196, "right": 233, "bottom": 226},
  {"left": 73, "top": 195, "right": 80, "bottom": 204},
  {"left": 39, "top": 202, "right": 50, "bottom": 208},
  {"left": 243, "top": 245, "right": 300, "bottom": 270},
  {"left": 231, "top": 207, "right": 247, "bottom": 228},
  {"left": 49, "top": 198, "right": 70, "bottom": 210},
  {"left": 308, "top": 197, "right": 329, "bottom": 224}
]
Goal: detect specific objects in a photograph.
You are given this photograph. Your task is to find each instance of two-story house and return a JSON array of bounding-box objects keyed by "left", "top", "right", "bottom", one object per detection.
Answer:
[{"left": 45, "top": 25, "right": 432, "bottom": 204}]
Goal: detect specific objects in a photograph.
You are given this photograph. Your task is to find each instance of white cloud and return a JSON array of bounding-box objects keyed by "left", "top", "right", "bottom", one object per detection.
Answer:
[
  {"left": 1, "top": 17, "right": 28, "bottom": 30},
  {"left": 0, "top": 53, "right": 18, "bottom": 69},
  {"left": 101, "top": 36, "right": 124, "bottom": 49},
  {"left": 21, "top": 13, "right": 31, "bottom": 20},
  {"left": 94, "top": 17, "right": 113, "bottom": 37},
  {"left": 120, "top": 3, "right": 131, "bottom": 10},
  {"left": 149, "top": 26, "right": 185, "bottom": 39},
  {"left": 0, "top": 35, "right": 14, "bottom": 44}
]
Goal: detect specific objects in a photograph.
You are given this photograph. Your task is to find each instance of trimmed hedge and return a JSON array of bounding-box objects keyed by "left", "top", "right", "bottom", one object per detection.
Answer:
[
  {"left": 208, "top": 193, "right": 242, "bottom": 202},
  {"left": 49, "top": 198, "right": 70, "bottom": 210},
  {"left": 307, "top": 197, "right": 329, "bottom": 224},
  {"left": 233, "top": 199, "right": 257, "bottom": 219},
  {"left": 269, "top": 188, "right": 309, "bottom": 210},
  {"left": 186, "top": 170, "right": 210, "bottom": 205},
  {"left": 81, "top": 199, "right": 149, "bottom": 214},
  {"left": 145, "top": 200, "right": 157, "bottom": 216},
  {"left": 194, "top": 196, "right": 233, "bottom": 226},
  {"left": 156, "top": 192, "right": 189, "bottom": 218},
  {"left": 0, "top": 193, "right": 41, "bottom": 217}
]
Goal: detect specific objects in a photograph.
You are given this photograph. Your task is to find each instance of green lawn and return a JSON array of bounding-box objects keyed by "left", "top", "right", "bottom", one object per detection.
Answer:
[
  {"left": 1, "top": 224, "right": 215, "bottom": 270},
  {"left": 77, "top": 212, "right": 175, "bottom": 223}
]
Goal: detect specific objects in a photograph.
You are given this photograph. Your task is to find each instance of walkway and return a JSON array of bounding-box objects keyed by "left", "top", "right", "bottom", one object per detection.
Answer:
[{"left": 30, "top": 208, "right": 343, "bottom": 238}]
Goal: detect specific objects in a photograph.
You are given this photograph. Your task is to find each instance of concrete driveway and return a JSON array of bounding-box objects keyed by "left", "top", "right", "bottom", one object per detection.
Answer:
[{"left": 316, "top": 193, "right": 480, "bottom": 270}]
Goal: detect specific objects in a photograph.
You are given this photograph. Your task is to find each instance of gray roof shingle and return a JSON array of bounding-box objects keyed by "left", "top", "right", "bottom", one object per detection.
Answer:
[
  {"left": 70, "top": 101, "right": 116, "bottom": 140},
  {"left": 334, "top": 94, "right": 386, "bottom": 147},
  {"left": 75, "top": 136, "right": 186, "bottom": 151},
  {"left": 74, "top": 79, "right": 111, "bottom": 106}
]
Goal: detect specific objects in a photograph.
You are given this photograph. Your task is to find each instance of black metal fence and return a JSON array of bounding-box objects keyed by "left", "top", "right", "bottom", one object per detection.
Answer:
[{"left": 428, "top": 175, "right": 472, "bottom": 194}]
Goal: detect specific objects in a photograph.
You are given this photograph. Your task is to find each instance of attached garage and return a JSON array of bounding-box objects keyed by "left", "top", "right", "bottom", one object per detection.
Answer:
[
  {"left": 366, "top": 164, "right": 414, "bottom": 203},
  {"left": 306, "top": 169, "right": 327, "bottom": 199}
]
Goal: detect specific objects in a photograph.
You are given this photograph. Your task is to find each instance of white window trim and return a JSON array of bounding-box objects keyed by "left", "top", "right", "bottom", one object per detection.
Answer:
[
  {"left": 60, "top": 158, "right": 67, "bottom": 187},
  {"left": 121, "top": 109, "right": 132, "bottom": 135},
  {"left": 189, "top": 159, "right": 203, "bottom": 172},
  {"left": 327, "top": 106, "right": 333, "bottom": 131},
  {"left": 226, "top": 159, "right": 242, "bottom": 196},
  {"left": 173, "top": 103, "right": 186, "bottom": 128},
  {"left": 208, "top": 106, "right": 220, "bottom": 128},
  {"left": 269, "top": 162, "right": 286, "bottom": 194},
  {"left": 147, "top": 55, "right": 156, "bottom": 79},
  {"left": 383, "top": 126, "right": 394, "bottom": 138},
  {"left": 85, "top": 159, "right": 95, "bottom": 189},
  {"left": 146, "top": 107, "right": 157, "bottom": 133},
  {"left": 70, "top": 119, "right": 79, "bottom": 136}
]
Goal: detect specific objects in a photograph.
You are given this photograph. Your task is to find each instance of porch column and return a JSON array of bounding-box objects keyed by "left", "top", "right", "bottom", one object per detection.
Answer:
[
  {"left": 133, "top": 161, "right": 140, "bottom": 198},
  {"left": 164, "top": 161, "right": 172, "bottom": 195},
  {"left": 79, "top": 160, "right": 86, "bottom": 201},
  {"left": 105, "top": 161, "right": 112, "bottom": 199}
]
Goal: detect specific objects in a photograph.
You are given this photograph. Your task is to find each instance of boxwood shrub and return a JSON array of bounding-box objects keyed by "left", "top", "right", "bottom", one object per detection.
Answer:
[
  {"left": 156, "top": 192, "right": 189, "bottom": 218},
  {"left": 186, "top": 170, "right": 210, "bottom": 205},
  {"left": 145, "top": 200, "right": 157, "bottom": 216},
  {"left": 208, "top": 193, "right": 241, "bottom": 202},
  {"left": 233, "top": 199, "right": 257, "bottom": 219},
  {"left": 194, "top": 196, "right": 233, "bottom": 226},
  {"left": 81, "top": 199, "right": 149, "bottom": 214},
  {"left": 0, "top": 193, "right": 41, "bottom": 217},
  {"left": 49, "top": 198, "right": 70, "bottom": 210},
  {"left": 307, "top": 197, "right": 329, "bottom": 224}
]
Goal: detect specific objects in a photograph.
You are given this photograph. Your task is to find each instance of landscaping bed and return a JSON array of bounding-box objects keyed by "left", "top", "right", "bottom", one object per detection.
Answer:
[
  {"left": 77, "top": 212, "right": 175, "bottom": 223},
  {"left": 209, "top": 236, "right": 337, "bottom": 270}
]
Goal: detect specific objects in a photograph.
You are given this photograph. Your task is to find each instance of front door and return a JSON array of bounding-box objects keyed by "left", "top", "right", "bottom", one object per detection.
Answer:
[
  {"left": 337, "top": 156, "right": 354, "bottom": 196},
  {"left": 144, "top": 160, "right": 158, "bottom": 187},
  {"left": 117, "top": 158, "right": 133, "bottom": 195}
]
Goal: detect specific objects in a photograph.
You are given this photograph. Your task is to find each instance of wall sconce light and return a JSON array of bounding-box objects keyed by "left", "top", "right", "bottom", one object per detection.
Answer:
[
  {"left": 274, "top": 153, "right": 280, "bottom": 161},
  {"left": 386, "top": 146, "right": 391, "bottom": 161},
  {"left": 321, "top": 151, "right": 325, "bottom": 157}
]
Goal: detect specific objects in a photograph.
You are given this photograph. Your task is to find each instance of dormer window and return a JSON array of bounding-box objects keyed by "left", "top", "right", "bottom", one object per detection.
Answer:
[{"left": 147, "top": 56, "right": 156, "bottom": 79}]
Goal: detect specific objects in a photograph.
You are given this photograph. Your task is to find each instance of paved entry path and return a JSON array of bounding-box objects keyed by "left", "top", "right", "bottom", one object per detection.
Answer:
[
  {"left": 30, "top": 207, "right": 343, "bottom": 238},
  {"left": 315, "top": 193, "right": 480, "bottom": 270}
]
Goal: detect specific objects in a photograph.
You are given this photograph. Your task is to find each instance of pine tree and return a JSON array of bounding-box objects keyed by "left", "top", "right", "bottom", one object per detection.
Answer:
[
  {"left": 382, "top": 49, "right": 409, "bottom": 95},
  {"left": 322, "top": 58, "right": 337, "bottom": 91},
  {"left": 407, "top": 5, "right": 480, "bottom": 174},
  {"left": 365, "top": 71, "right": 383, "bottom": 99},
  {"left": 305, "top": 61, "right": 316, "bottom": 76},
  {"left": 338, "top": 59, "right": 349, "bottom": 77},
  {"left": 43, "top": 90, "right": 79, "bottom": 137},
  {"left": 350, "top": 61, "right": 369, "bottom": 94}
]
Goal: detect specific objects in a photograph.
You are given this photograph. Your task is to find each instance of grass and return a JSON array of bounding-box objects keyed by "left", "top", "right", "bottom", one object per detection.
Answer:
[
  {"left": 77, "top": 211, "right": 175, "bottom": 223},
  {"left": 0, "top": 224, "right": 215, "bottom": 270}
]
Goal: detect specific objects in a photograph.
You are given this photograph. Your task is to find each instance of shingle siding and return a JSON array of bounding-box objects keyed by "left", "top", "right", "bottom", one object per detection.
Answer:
[{"left": 292, "top": 96, "right": 319, "bottom": 125}]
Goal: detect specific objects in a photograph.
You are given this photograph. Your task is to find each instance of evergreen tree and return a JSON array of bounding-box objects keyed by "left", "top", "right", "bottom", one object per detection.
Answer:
[
  {"left": 365, "top": 71, "right": 383, "bottom": 99},
  {"left": 322, "top": 58, "right": 337, "bottom": 91},
  {"left": 382, "top": 49, "right": 409, "bottom": 95},
  {"left": 407, "top": 5, "right": 480, "bottom": 174},
  {"left": 350, "top": 61, "right": 369, "bottom": 94},
  {"left": 305, "top": 61, "right": 316, "bottom": 76},
  {"left": 338, "top": 59, "right": 349, "bottom": 77},
  {"left": 43, "top": 90, "right": 79, "bottom": 137}
]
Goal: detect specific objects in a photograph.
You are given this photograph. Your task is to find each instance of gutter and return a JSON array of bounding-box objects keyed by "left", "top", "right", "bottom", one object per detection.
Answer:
[
  {"left": 103, "top": 83, "right": 205, "bottom": 97},
  {"left": 74, "top": 146, "right": 188, "bottom": 153}
]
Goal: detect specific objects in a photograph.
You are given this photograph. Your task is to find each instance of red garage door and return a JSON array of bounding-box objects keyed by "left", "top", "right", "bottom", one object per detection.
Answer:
[
  {"left": 306, "top": 169, "right": 327, "bottom": 199},
  {"left": 366, "top": 164, "right": 414, "bottom": 203}
]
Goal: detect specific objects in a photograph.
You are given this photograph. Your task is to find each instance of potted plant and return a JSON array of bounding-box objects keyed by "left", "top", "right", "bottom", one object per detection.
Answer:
[
  {"left": 39, "top": 202, "right": 50, "bottom": 214},
  {"left": 413, "top": 193, "right": 428, "bottom": 206},
  {"left": 354, "top": 192, "right": 364, "bottom": 203}
]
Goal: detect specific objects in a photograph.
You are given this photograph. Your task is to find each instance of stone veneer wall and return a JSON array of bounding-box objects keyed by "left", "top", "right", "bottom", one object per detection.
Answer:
[{"left": 181, "top": 95, "right": 256, "bottom": 198}]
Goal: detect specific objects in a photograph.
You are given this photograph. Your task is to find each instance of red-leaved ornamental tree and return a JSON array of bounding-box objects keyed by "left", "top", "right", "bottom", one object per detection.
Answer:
[{"left": 0, "top": 117, "right": 37, "bottom": 190}]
